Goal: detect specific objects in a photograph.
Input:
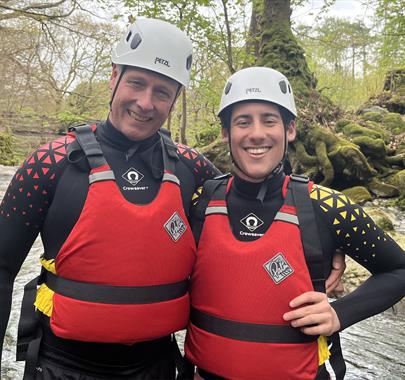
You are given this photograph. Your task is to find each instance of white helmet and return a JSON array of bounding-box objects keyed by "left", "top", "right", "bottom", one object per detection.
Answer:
[
  {"left": 112, "top": 18, "right": 193, "bottom": 87},
  {"left": 218, "top": 67, "right": 297, "bottom": 117}
]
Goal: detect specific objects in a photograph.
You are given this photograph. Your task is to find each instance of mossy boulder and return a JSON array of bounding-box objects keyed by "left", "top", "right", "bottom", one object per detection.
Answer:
[
  {"left": 335, "top": 119, "right": 352, "bottom": 132},
  {"left": 367, "top": 177, "right": 399, "bottom": 198},
  {"left": 351, "top": 136, "right": 387, "bottom": 159},
  {"left": 342, "top": 186, "right": 372, "bottom": 205},
  {"left": 382, "top": 112, "right": 405, "bottom": 134},
  {"left": 361, "top": 111, "right": 384, "bottom": 123},
  {"left": 387, "top": 169, "right": 405, "bottom": 195},
  {"left": 341, "top": 123, "right": 383, "bottom": 140}
]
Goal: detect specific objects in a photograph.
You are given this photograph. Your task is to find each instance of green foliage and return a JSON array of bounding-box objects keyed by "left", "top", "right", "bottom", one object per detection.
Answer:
[
  {"left": 0, "top": 132, "right": 17, "bottom": 165},
  {"left": 194, "top": 124, "right": 220, "bottom": 147}
]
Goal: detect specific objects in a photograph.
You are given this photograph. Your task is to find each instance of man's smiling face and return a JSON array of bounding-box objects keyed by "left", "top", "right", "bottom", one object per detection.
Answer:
[
  {"left": 223, "top": 101, "right": 296, "bottom": 182},
  {"left": 109, "top": 65, "right": 179, "bottom": 141}
]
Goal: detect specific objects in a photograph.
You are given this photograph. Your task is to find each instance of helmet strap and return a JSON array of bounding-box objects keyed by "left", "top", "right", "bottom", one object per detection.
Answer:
[{"left": 109, "top": 65, "right": 127, "bottom": 111}]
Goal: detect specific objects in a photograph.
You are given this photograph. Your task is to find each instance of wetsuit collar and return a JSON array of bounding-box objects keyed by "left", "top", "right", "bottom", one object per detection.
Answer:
[
  {"left": 232, "top": 170, "right": 285, "bottom": 200},
  {"left": 98, "top": 119, "right": 160, "bottom": 154}
]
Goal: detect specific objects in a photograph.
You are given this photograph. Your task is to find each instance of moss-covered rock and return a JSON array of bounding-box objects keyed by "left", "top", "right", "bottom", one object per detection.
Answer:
[
  {"left": 367, "top": 177, "right": 399, "bottom": 198},
  {"left": 382, "top": 112, "right": 405, "bottom": 134},
  {"left": 335, "top": 119, "right": 352, "bottom": 132},
  {"left": 341, "top": 122, "right": 383, "bottom": 140},
  {"left": 387, "top": 169, "right": 405, "bottom": 195},
  {"left": 342, "top": 186, "right": 372, "bottom": 204},
  {"left": 351, "top": 136, "right": 387, "bottom": 159},
  {"left": 361, "top": 111, "right": 384, "bottom": 123}
]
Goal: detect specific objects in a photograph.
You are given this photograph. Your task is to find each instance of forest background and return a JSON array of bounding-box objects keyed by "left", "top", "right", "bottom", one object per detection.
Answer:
[{"left": 0, "top": 0, "right": 404, "bottom": 205}]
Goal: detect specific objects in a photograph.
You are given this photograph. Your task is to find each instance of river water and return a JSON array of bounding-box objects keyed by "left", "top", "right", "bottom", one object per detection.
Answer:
[{"left": 1, "top": 165, "right": 404, "bottom": 379}]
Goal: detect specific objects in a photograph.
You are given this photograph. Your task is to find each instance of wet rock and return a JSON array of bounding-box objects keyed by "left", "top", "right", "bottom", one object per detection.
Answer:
[{"left": 342, "top": 186, "right": 372, "bottom": 205}]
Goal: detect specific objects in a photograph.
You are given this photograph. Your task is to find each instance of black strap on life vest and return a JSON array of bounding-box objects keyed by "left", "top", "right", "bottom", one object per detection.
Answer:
[
  {"left": 68, "top": 124, "right": 107, "bottom": 169},
  {"left": 44, "top": 271, "right": 188, "bottom": 304},
  {"left": 288, "top": 174, "right": 325, "bottom": 293},
  {"left": 190, "top": 307, "right": 317, "bottom": 344},
  {"left": 191, "top": 176, "right": 229, "bottom": 244}
]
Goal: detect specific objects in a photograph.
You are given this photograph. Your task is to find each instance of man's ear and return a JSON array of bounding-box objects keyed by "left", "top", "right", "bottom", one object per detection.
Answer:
[
  {"left": 221, "top": 127, "right": 229, "bottom": 143},
  {"left": 109, "top": 64, "right": 119, "bottom": 91},
  {"left": 287, "top": 120, "right": 297, "bottom": 142}
]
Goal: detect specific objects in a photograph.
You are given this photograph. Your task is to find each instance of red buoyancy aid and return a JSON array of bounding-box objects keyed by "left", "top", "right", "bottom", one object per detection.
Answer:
[
  {"left": 46, "top": 125, "right": 196, "bottom": 344},
  {"left": 185, "top": 176, "right": 320, "bottom": 380}
]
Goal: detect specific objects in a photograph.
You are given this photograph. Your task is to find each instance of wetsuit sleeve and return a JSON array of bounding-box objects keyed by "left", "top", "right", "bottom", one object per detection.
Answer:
[
  {"left": 176, "top": 143, "right": 221, "bottom": 189},
  {"left": 0, "top": 136, "right": 71, "bottom": 365},
  {"left": 309, "top": 184, "right": 405, "bottom": 331}
]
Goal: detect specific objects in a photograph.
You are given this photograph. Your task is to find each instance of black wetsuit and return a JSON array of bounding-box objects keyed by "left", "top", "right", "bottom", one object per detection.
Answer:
[
  {"left": 0, "top": 120, "right": 220, "bottom": 379},
  {"left": 190, "top": 172, "right": 405, "bottom": 380}
]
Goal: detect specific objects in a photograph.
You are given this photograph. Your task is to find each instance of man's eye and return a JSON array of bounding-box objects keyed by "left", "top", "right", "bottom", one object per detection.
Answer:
[{"left": 235, "top": 120, "right": 249, "bottom": 126}]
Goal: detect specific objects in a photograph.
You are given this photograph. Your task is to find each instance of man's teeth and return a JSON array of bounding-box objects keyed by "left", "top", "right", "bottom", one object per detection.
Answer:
[
  {"left": 246, "top": 147, "right": 270, "bottom": 154},
  {"left": 128, "top": 110, "right": 150, "bottom": 121}
]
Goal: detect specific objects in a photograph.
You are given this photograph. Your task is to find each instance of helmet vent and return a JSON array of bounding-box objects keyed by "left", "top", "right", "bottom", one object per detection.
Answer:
[
  {"left": 186, "top": 54, "right": 192, "bottom": 70},
  {"left": 288, "top": 84, "right": 291, "bottom": 93},
  {"left": 126, "top": 31, "right": 132, "bottom": 42},
  {"left": 130, "top": 33, "right": 142, "bottom": 50},
  {"left": 224, "top": 82, "right": 232, "bottom": 95},
  {"left": 279, "top": 80, "right": 287, "bottom": 94}
]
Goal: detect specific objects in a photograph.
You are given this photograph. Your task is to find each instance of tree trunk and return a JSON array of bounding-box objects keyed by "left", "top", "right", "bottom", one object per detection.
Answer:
[{"left": 258, "top": 0, "right": 316, "bottom": 90}]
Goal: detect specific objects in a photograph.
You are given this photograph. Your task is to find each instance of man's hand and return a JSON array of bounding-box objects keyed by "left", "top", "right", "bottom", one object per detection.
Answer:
[
  {"left": 325, "top": 250, "right": 346, "bottom": 295},
  {"left": 283, "top": 291, "right": 341, "bottom": 336}
]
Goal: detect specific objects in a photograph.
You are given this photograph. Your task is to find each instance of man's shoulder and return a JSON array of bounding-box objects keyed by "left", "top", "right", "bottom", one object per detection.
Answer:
[{"left": 174, "top": 142, "right": 221, "bottom": 185}]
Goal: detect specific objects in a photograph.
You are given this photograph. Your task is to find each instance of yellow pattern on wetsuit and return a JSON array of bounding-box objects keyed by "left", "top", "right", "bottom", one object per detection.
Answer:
[{"left": 309, "top": 184, "right": 387, "bottom": 264}]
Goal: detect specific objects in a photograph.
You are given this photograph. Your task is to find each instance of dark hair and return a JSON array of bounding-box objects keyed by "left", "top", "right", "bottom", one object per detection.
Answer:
[{"left": 219, "top": 100, "right": 295, "bottom": 130}]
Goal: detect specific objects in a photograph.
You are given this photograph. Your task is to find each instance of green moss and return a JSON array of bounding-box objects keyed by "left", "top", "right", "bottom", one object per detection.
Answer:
[
  {"left": 351, "top": 136, "right": 387, "bottom": 159},
  {"left": 315, "top": 141, "right": 334, "bottom": 186},
  {"left": 362, "top": 121, "right": 391, "bottom": 143},
  {"left": 335, "top": 119, "right": 352, "bottom": 132},
  {"left": 382, "top": 112, "right": 405, "bottom": 134},
  {"left": 342, "top": 123, "right": 383, "bottom": 140},
  {"left": 387, "top": 169, "right": 405, "bottom": 195},
  {"left": 361, "top": 112, "right": 384, "bottom": 123},
  {"left": 342, "top": 186, "right": 372, "bottom": 205},
  {"left": 293, "top": 140, "right": 318, "bottom": 166}
]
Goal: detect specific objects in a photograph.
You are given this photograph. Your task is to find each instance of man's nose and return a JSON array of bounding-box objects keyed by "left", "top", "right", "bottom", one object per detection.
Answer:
[{"left": 137, "top": 89, "right": 154, "bottom": 112}]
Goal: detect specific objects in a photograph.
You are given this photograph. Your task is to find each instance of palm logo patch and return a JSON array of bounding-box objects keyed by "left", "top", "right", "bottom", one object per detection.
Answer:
[
  {"left": 164, "top": 212, "right": 187, "bottom": 242},
  {"left": 122, "top": 167, "right": 144, "bottom": 186},
  {"left": 240, "top": 213, "right": 264, "bottom": 232},
  {"left": 263, "top": 253, "right": 294, "bottom": 284}
]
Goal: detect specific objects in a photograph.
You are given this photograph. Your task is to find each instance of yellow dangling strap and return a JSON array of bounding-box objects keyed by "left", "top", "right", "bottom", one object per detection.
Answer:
[
  {"left": 40, "top": 256, "right": 56, "bottom": 274},
  {"left": 34, "top": 256, "right": 57, "bottom": 316},
  {"left": 34, "top": 283, "right": 54, "bottom": 317},
  {"left": 318, "top": 335, "right": 331, "bottom": 365}
]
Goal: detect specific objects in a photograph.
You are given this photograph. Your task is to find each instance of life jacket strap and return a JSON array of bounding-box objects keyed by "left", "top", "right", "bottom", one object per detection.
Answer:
[
  {"left": 69, "top": 124, "right": 107, "bottom": 170},
  {"left": 288, "top": 175, "right": 325, "bottom": 293},
  {"left": 190, "top": 307, "right": 317, "bottom": 344},
  {"left": 45, "top": 272, "right": 188, "bottom": 304}
]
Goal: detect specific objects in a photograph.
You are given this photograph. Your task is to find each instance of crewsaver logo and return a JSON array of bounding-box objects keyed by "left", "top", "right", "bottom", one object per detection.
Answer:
[
  {"left": 164, "top": 212, "right": 187, "bottom": 242},
  {"left": 122, "top": 167, "right": 144, "bottom": 186},
  {"left": 263, "top": 253, "right": 294, "bottom": 284},
  {"left": 240, "top": 213, "right": 264, "bottom": 232}
]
